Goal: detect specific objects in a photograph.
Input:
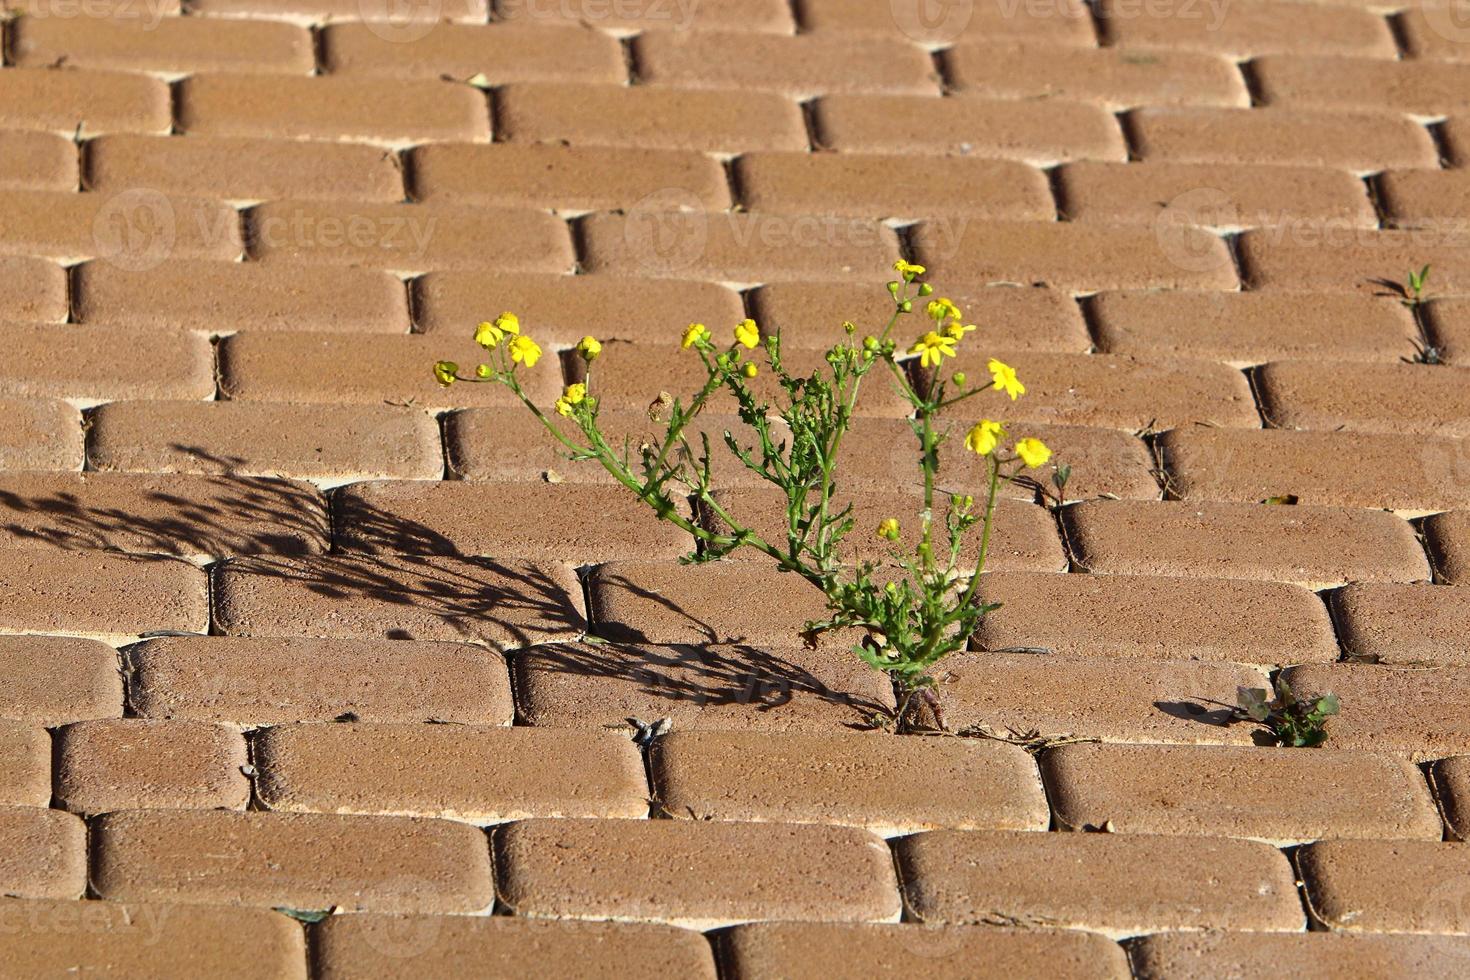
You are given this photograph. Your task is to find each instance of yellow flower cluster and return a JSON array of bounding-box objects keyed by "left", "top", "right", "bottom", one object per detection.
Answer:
[
  {"left": 963, "top": 419, "right": 1051, "bottom": 468},
  {"left": 876, "top": 517, "right": 901, "bottom": 541},
  {"left": 555, "top": 382, "right": 587, "bottom": 417},
  {"left": 471, "top": 311, "right": 543, "bottom": 367}
]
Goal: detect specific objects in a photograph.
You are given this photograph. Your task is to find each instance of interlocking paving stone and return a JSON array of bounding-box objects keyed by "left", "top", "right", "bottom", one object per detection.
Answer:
[
  {"left": 0, "top": 131, "right": 77, "bottom": 191},
  {"left": 189, "top": 0, "right": 484, "bottom": 19},
  {"left": 1062, "top": 498, "right": 1430, "bottom": 588},
  {"left": 320, "top": 22, "right": 625, "bottom": 82},
  {"left": 1281, "top": 663, "right": 1470, "bottom": 760},
  {"left": 0, "top": 67, "right": 171, "bottom": 136},
  {"left": 1098, "top": 0, "right": 1397, "bottom": 58},
  {"left": 314, "top": 914, "right": 717, "bottom": 979},
  {"left": 1129, "top": 931, "right": 1470, "bottom": 979},
  {"left": 492, "top": 0, "right": 794, "bottom": 32},
  {"left": 93, "top": 809, "right": 495, "bottom": 912},
  {"left": 0, "top": 807, "right": 87, "bottom": 900},
  {"left": 1379, "top": 168, "right": 1470, "bottom": 231},
  {"left": 1240, "top": 227, "right": 1470, "bottom": 296},
  {"left": 1042, "top": 743, "right": 1442, "bottom": 843},
  {"left": 126, "top": 635, "right": 513, "bottom": 726},
  {"left": 84, "top": 134, "right": 406, "bottom": 203},
  {"left": 1432, "top": 755, "right": 1470, "bottom": 839},
  {"left": 896, "top": 829, "right": 1303, "bottom": 936},
  {"left": 87, "top": 401, "right": 444, "bottom": 484},
  {"left": 0, "top": 326, "right": 214, "bottom": 404},
  {"left": 212, "top": 554, "right": 584, "bottom": 649},
  {"left": 256, "top": 723, "right": 647, "bottom": 821},
  {"left": 1398, "top": 6, "right": 1470, "bottom": 62},
  {"left": 9, "top": 14, "right": 315, "bottom": 75},
  {"left": 0, "top": 721, "right": 50, "bottom": 806},
  {"left": 0, "top": 635, "right": 121, "bottom": 724},
  {"left": 1333, "top": 583, "right": 1470, "bottom": 667},
  {"left": 0, "top": 899, "right": 307, "bottom": 980},
  {"left": 1427, "top": 510, "right": 1470, "bottom": 583},
  {"left": 650, "top": 731, "right": 1048, "bottom": 833},
  {"left": 511, "top": 642, "right": 896, "bottom": 732},
  {"left": 1258, "top": 361, "right": 1470, "bottom": 436},
  {"left": 494, "top": 818, "right": 900, "bottom": 928},
  {"left": 795, "top": 0, "right": 1094, "bottom": 45},
  {"left": 1421, "top": 299, "right": 1470, "bottom": 365},
  {"left": 54, "top": 719, "right": 250, "bottom": 813},
  {"left": 0, "top": 548, "right": 207, "bottom": 643},
  {"left": 0, "top": 188, "right": 241, "bottom": 265},
  {"left": 0, "top": 398, "right": 81, "bottom": 471},
  {"left": 1298, "top": 839, "right": 1470, "bottom": 933},
  {"left": 1254, "top": 53, "right": 1470, "bottom": 116},
  {"left": 0, "top": 257, "right": 71, "bottom": 322},
  {"left": 971, "top": 571, "right": 1339, "bottom": 664},
  {"left": 720, "top": 922, "right": 1130, "bottom": 979}
]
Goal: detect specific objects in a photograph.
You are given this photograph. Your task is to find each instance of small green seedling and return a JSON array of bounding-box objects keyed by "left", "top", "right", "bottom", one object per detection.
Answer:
[
  {"left": 1236, "top": 678, "right": 1339, "bottom": 748},
  {"left": 1408, "top": 264, "right": 1431, "bottom": 307},
  {"left": 276, "top": 907, "right": 333, "bottom": 924}
]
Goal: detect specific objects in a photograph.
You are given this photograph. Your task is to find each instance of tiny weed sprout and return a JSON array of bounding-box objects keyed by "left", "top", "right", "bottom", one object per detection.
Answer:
[
  {"left": 1236, "top": 678, "right": 1340, "bottom": 748},
  {"left": 433, "top": 263, "right": 1061, "bottom": 728},
  {"left": 1407, "top": 264, "right": 1431, "bottom": 307}
]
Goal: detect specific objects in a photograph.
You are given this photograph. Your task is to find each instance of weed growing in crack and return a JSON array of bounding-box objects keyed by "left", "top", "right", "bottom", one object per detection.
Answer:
[{"left": 1236, "top": 677, "right": 1339, "bottom": 748}]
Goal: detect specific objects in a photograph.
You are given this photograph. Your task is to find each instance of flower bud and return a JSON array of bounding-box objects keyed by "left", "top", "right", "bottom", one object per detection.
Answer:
[{"left": 918, "top": 283, "right": 934, "bottom": 296}]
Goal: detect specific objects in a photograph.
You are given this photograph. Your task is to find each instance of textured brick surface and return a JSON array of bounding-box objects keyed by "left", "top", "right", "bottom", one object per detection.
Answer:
[
  {"left": 10, "top": 14, "right": 315, "bottom": 75},
  {"left": 0, "top": 721, "right": 51, "bottom": 806},
  {"left": 650, "top": 731, "right": 1047, "bottom": 834},
  {"left": 0, "top": 808, "right": 87, "bottom": 900},
  {"left": 54, "top": 719, "right": 250, "bottom": 813},
  {"left": 1334, "top": 583, "right": 1470, "bottom": 667},
  {"left": 1282, "top": 662, "right": 1470, "bottom": 760},
  {"left": 1427, "top": 510, "right": 1470, "bottom": 584},
  {"left": 1259, "top": 361, "right": 1470, "bottom": 437},
  {"left": 492, "top": 0, "right": 793, "bottom": 32},
  {"left": 1240, "top": 228, "right": 1470, "bottom": 295},
  {"left": 495, "top": 818, "right": 900, "bottom": 928},
  {"left": 0, "top": 67, "right": 171, "bottom": 135},
  {"left": 0, "top": 548, "right": 207, "bottom": 643},
  {"left": 1130, "top": 931, "right": 1470, "bottom": 980},
  {"left": 93, "top": 809, "right": 495, "bottom": 912},
  {"left": 1043, "top": 743, "right": 1442, "bottom": 843},
  {"left": 256, "top": 723, "right": 647, "bottom": 821},
  {"left": 1255, "top": 54, "right": 1470, "bottom": 116},
  {"left": 321, "top": 22, "right": 625, "bottom": 82},
  {"left": 1062, "top": 498, "right": 1429, "bottom": 588},
  {"left": 1298, "top": 840, "right": 1470, "bottom": 933},
  {"left": 0, "top": 326, "right": 215, "bottom": 403},
  {"left": 972, "top": 571, "right": 1338, "bottom": 665},
  {"left": 126, "top": 635, "right": 512, "bottom": 725},
  {"left": 797, "top": 0, "right": 1094, "bottom": 45},
  {"left": 0, "top": 635, "right": 120, "bottom": 724},
  {"left": 0, "top": 398, "right": 81, "bottom": 471},
  {"left": 0, "top": 131, "right": 77, "bottom": 191},
  {"left": 0, "top": 189, "right": 241, "bottom": 265},
  {"left": 0, "top": 256, "right": 67, "bottom": 322},
  {"left": 897, "top": 830, "right": 1302, "bottom": 936},
  {"left": 1379, "top": 168, "right": 1470, "bottom": 231},
  {"left": 1433, "top": 755, "right": 1470, "bottom": 840},
  {"left": 1099, "top": 0, "right": 1396, "bottom": 58},
  {"left": 1129, "top": 106, "right": 1439, "bottom": 169},
  {"left": 190, "top": 0, "right": 484, "bottom": 19}
]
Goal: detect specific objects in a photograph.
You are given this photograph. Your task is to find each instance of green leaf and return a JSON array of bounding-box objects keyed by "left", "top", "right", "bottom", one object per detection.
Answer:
[{"left": 276, "top": 907, "right": 333, "bottom": 924}]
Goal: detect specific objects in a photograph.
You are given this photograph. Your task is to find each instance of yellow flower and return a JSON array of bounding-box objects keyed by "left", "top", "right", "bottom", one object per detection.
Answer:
[
  {"left": 1015, "top": 437, "right": 1052, "bottom": 468},
  {"left": 909, "top": 331, "right": 957, "bottom": 369},
  {"left": 742, "top": 362, "right": 758, "bottom": 378},
  {"left": 433, "top": 360, "right": 458, "bottom": 387},
  {"left": 964, "top": 420, "right": 1005, "bottom": 456},
  {"left": 576, "top": 336, "right": 602, "bottom": 361},
  {"left": 681, "top": 322, "right": 710, "bottom": 350},
  {"left": 893, "top": 259, "right": 926, "bottom": 280},
  {"left": 508, "top": 334, "right": 542, "bottom": 367},
  {"left": 927, "top": 297, "right": 962, "bottom": 323},
  {"left": 474, "top": 311, "right": 521, "bottom": 349},
  {"left": 988, "top": 358, "right": 1026, "bottom": 400},
  {"left": 476, "top": 364, "right": 492, "bottom": 378},
  {"left": 944, "top": 322, "right": 976, "bottom": 342},
  {"left": 876, "top": 517, "right": 900, "bottom": 541},
  {"left": 734, "top": 318, "right": 760, "bottom": 349},
  {"left": 554, "top": 383, "right": 585, "bottom": 417}
]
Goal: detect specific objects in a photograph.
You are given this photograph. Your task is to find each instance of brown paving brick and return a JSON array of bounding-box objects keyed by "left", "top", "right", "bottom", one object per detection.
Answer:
[
  {"left": 0, "top": 548, "right": 207, "bottom": 643},
  {"left": 941, "top": 351, "right": 1258, "bottom": 430},
  {"left": 0, "top": 808, "right": 87, "bottom": 899},
  {"left": 1399, "top": 6, "right": 1470, "bottom": 62},
  {"left": 0, "top": 0, "right": 182, "bottom": 13},
  {"left": 0, "top": 68, "right": 170, "bottom": 136},
  {"left": 1434, "top": 755, "right": 1470, "bottom": 839},
  {"left": 54, "top": 718, "right": 249, "bottom": 813},
  {"left": 579, "top": 210, "right": 899, "bottom": 282},
  {"left": 1100, "top": 0, "right": 1396, "bottom": 57},
  {"left": 651, "top": 731, "right": 1046, "bottom": 833},
  {"left": 84, "top": 134, "right": 406, "bottom": 203},
  {"left": 88, "top": 401, "right": 443, "bottom": 485},
  {"left": 322, "top": 22, "right": 624, "bottom": 82},
  {"left": 315, "top": 914, "right": 715, "bottom": 979},
  {"left": 812, "top": 94, "right": 1126, "bottom": 164},
  {"left": 1090, "top": 290, "right": 1419, "bottom": 366},
  {"left": 1043, "top": 742, "right": 1441, "bottom": 843},
  {"left": 212, "top": 554, "right": 583, "bottom": 649},
  {"left": 1333, "top": 582, "right": 1470, "bottom": 666},
  {"left": 1129, "top": 106, "right": 1439, "bottom": 170},
  {"left": 335, "top": 480, "right": 692, "bottom": 563},
  {"left": 721, "top": 922, "right": 1129, "bottom": 980},
  {"left": 1424, "top": 298, "right": 1470, "bottom": 365},
  {"left": 409, "top": 143, "right": 729, "bottom": 212},
  {"left": 217, "top": 332, "right": 561, "bottom": 409},
  {"left": 247, "top": 202, "right": 572, "bottom": 275},
  {"left": 176, "top": 74, "right": 491, "bottom": 145},
  {"left": 1059, "top": 160, "right": 1376, "bottom": 229},
  {"left": 1255, "top": 53, "right": 1470, "bottom": 116},
  {"left": 1239, "top": 228, "right": 1470, "bottom": 295},
  {"left": 1380, "top": 169, "right": 1470, "bottom": 230},
  {"left": 750, "top": 282, "right": 1090, "bottom": 353},
  {"left": 0, "top": 325, "right": 214, "bottom": 404},
  {"left": 0, "top": 131, "right": 77, "bottom": 191},
  {"left": 796, "top": 0, "right": 1094, "bottom": 46},
  {"left": 512, "top": 641, "right": 896, "bottom": 732},
  {"left": 1427, "top": 510, "right": 1470, "bottom": 583},
  {"left": 933, "top": 653, "right": 1266, "bottom": 746},
  {"left": 93, "top": 809, "right": 494, "bottom": 912},
  {"left": 0, "top": 722, "right": 50, "bottom": 806},
  {"left": 1063, "top": 498, "right": 1429, "bottom": 588},
  {"left": 495, "top": 818, "right": 899, "bottom": 927},
  {"left": 0, "top": 189, "right": 241, "bottom": 265},
  {"left": 1259, "top": 360, "right": 1470, "bottom": 436},
  {"left": 703, "top": 489, "right": 1065, "bottom": 573},
  {"left": 1298, "top": 840, "right": 1470, "bottom": 933},
  {"left": 256, "top": 722, "right": 647, "bottom": 821},
  {"left": 189, "top": 0, "right": 484, "bottom": 19},
  {"left": 735, "top": 152, "right": 1052, "bottom": 221},
  {"left": 945, "top": 42, "right": 1248, "bottom": 109},
  {"left": 1130, "top": 931, "right": 1470, "bottom": 979},
  {"left": 897, "top": 829, "right": 1302, "bottom": 935},
  {"left": 0, "top": 635, "right": 120, "bottom": 724},
  {"left": 10, "top": 14, "right": 314, "bottom": 75},
  {"left": 911, "top": 221, "right": 1238, "bottom": 293},
  {"left": 0, "top": 398, "right": 82, "bottom": 471},
  {"left": 0, "top": 470, "right": 328, "bottom": 559},
  {"left": 972, "top": 571, "right": 1339, "bottom": 665},
  {"left": 73, "top": 260, "right": 411, "bottom": 333},
  {"left": 0, "top": 899, "right": 307, "bottom": 980},
  {"left": 126, "top": 635, "right": 511, "bottom": 725},
  {"left": 497, "top": 83, "right": 806, "bottom": 154},
  {"left": 493, "top": 0, "right": 793, "bottom": 31},
  {"left": 0, "top": 257, "right": 67, "bottom": 322},
  {"left": 1157, "top": 426, "right": 1470, "bottom": 514},
  {"left": 635, "top": 30, "right": 938, "bottom": 96},
  {"left": 1281, "top": 662, "right": 1470, "bottom": 760}
]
